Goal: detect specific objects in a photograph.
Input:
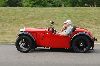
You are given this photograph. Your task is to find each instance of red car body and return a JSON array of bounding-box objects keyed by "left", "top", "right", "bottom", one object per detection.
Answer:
[
  {"left": 24, "top": 27, "right": 94, "bottom": 48},
  {"left": 15, "top": 26, "right": 97, "bottom": 53}
]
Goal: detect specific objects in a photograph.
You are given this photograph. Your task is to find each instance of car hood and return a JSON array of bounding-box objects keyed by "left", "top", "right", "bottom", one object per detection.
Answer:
[{"left": 25, "top": 28, "right": 48, "bottom": 32}]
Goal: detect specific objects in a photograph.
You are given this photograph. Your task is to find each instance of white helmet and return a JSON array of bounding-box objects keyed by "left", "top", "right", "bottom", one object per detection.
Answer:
[{"left": 64, "top": 20, "right": 72, "bottom": 25}]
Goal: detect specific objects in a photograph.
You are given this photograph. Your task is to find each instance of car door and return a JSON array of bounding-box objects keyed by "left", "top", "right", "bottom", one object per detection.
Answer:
[
  {"left": 49, "top": 34, "right": 70, "bottom": 48},
  {"left": 37, "top": 31, "right": 51, "bottom": 47}
]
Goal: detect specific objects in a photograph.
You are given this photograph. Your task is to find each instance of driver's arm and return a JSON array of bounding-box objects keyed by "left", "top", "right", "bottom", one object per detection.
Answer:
[
  {"left": 59, "top": 32, "right": 68, "bottom": 36},
  {"left": 61, "top": 26, "right": 66, "bottom": 32},
  {"left": 59, "top": 26, "right": 73, "bottom": 36}
]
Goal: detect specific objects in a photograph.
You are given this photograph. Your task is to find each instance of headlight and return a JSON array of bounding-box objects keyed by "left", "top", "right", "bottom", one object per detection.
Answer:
[{"left": 20, "top": 27, "right": 25, "bottom": 32}]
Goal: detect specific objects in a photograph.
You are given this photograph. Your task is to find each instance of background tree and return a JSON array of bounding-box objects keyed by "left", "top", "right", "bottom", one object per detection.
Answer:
[
  {"left": 6, "top": 0, "right": 22, "bottom": 7},
  {"left": 96, "top": 0, "right": 100, "bottom": 7},
  {"left": 0, "top": 0, "right": 6, "bottom": 6},
  {"left": 0, "top": 0, "right": 100, "bottom": 7}
]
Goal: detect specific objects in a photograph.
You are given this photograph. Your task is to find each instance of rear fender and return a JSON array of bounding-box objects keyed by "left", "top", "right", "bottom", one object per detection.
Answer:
[{"left": 71, "top": 32, "right": 94, "bottom": 48}]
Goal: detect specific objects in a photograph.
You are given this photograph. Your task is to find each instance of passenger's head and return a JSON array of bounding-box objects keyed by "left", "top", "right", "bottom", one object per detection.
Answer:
[{"left": 63, "top": 20, "right": 72, "bottom": 27}]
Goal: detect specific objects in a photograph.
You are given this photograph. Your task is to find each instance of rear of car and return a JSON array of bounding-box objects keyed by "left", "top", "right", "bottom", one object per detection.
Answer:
[{"left": 70, "top": 27, "right": 97, "bottom": 53}]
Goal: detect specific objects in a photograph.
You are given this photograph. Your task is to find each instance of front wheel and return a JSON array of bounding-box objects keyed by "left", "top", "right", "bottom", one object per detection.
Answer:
[
  {"left": 71, "top": 36, "right": 92, "bottom": 53},
  {"left": 15, "top": 36, "right": 34, "bottom": 53}
]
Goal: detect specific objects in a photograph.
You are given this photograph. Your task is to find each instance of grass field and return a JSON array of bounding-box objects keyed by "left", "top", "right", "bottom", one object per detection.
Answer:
[{"left": 0, "top": 7, "right": 100, "bottom": 43}]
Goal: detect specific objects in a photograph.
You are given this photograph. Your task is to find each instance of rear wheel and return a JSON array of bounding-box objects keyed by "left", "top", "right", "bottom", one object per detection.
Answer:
[
  {"left": 15, "top": 36, "right": 35, "bottom": 53},
  {"left": 72, "top": 36, "right": 91, "bottom": 53}
]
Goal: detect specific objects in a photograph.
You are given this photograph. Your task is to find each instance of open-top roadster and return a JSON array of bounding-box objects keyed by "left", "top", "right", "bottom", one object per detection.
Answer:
[{"left": 15, "top": 21, "right": 97, "bottom": 53}]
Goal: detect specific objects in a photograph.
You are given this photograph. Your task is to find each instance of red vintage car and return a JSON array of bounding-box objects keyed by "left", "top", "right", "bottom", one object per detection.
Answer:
[{"left": 15, "top": 22, "right": 97, "bottom": 53}]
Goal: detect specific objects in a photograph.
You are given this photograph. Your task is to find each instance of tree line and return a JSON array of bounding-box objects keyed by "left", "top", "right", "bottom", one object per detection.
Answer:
[{"left": 0, "top": 0, "right": 100, "bottom": 7}]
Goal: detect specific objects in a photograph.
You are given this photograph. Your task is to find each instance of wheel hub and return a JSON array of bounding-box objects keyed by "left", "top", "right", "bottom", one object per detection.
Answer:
[
  {"left": 80, "top": 43, "right": 84, "bottom": 47},
  {"left": 19, "top": 40, "right": 29, "bottom": 51}
]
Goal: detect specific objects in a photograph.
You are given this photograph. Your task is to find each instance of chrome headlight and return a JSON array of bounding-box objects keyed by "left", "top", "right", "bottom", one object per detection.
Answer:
[{"left": 20, "top": 27, "right": 25, "bottom": 32}]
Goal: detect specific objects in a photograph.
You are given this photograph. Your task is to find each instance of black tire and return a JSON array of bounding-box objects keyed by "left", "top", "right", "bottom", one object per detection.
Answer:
[
  {"left": 71, "top": 36, "right": 91, "bottom": 53},
  {"left": 15, "top": 36, "right": 34, "bottom": 53}
]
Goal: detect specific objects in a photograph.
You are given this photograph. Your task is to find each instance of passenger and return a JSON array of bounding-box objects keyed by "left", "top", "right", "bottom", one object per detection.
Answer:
[{"left": 59, "top": 20, "right": 73, "bottom": 36}]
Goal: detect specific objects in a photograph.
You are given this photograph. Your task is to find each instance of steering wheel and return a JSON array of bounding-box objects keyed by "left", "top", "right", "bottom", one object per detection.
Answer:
[
  {"left": 48, "top": 21, "right": 57, "bottom": 33},
  {"left": 48, "top": 27, "right": 54, "bottom": 33},
  {"left": 48, "top": 27, "right": 56, "bottom": 33}
]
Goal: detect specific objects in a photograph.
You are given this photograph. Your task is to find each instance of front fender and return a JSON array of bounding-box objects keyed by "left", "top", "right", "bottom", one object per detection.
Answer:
[
  {"left": 18, "top": 31, "right": 35, "bottom": 41},
  {"left": 17, "top": 31, "right": 36, "bottom": 48}
]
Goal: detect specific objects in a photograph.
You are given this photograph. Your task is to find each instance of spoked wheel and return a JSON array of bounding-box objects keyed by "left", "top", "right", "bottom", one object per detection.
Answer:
[
  {"left": 15, "top": 36, "right": 34, "bottom": 53},
  {"left": 72, "top": 36, "right": 92, "bottom": 53}
]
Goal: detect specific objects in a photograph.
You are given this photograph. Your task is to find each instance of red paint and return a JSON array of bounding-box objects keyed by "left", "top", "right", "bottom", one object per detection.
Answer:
[{"left": 24, "top": 27, "right": 94, "bottom": 49}]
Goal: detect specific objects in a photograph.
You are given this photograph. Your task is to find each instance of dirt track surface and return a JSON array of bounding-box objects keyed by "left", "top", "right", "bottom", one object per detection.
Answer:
[{"left": 0, "top": 44, "right": 100, "bottom": 66}]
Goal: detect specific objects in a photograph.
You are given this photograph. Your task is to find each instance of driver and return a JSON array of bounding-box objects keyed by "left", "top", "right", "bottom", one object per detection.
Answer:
[{"left": 59, "top": 20, "right": 73, "bottom": 36}]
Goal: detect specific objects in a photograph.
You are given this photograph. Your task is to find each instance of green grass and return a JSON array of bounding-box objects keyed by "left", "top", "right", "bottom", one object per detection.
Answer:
[{"left": 0, "top": 7, "right": 100, "bottom": 43}]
